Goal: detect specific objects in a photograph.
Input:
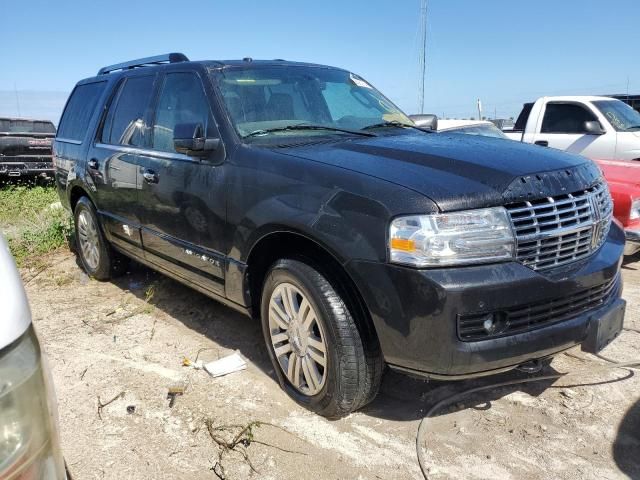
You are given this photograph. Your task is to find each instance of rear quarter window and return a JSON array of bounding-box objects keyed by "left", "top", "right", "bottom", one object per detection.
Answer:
[
  {"left": 514, "top": 103, "right": 533, "bottom": 131},
  {"left": 57, "top": 82, "right": 106, "bottom": 142}
]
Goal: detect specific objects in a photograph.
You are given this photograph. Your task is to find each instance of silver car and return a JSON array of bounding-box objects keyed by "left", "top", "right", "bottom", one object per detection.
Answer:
[{"left": 0, "top": 236, "right": 66, "bottom": 479}]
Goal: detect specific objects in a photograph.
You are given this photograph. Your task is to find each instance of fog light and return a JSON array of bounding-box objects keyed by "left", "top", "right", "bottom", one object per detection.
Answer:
[{"left": 482, "top": 315, "right": 496, "bottom": 334}]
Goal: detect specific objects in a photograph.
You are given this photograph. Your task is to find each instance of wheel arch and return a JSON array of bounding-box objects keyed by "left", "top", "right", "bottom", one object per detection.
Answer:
[
  {"left": 68, "top": 183, "right": 94, "bottom": 212},
  {"left": 245, "top": 229, "right": 381, "bottom": 351}
]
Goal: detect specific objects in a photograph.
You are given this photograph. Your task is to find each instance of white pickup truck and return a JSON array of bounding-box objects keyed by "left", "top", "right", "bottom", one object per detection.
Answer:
[{"left": 505, "top": 96, "right": 640, "bottom": 161}]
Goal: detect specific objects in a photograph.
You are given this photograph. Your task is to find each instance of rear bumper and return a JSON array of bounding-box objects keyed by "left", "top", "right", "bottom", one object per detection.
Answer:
[
  {"left": 347, "top": 223, "right": 626, "bottom": 379},
  {"left": 624, "top": 227, "right": 640, "bottom": 255},
  {"left": 0, "top": 158, "right": 53, "bottom": 177}
]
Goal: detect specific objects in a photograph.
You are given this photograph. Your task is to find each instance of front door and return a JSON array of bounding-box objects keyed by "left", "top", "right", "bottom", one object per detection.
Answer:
[
  {"left": 89, "top": 74, "right": 157, "bottom": 255},
  {"left": 531, "top": 102, "right": 614, "bottom": 160},
  {"left": 137, "top": 71, "right": 227, "bottom": 295}
]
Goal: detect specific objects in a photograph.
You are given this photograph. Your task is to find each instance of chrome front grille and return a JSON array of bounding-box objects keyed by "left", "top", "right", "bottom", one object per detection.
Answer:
[{"left": 505, "top": 182, "right": 613, "bottom": 271}]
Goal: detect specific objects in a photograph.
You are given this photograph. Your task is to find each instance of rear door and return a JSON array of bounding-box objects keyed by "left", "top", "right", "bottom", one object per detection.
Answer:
[
  {"left": 137, "top": 70, "right": 227, "bottom": 295},
  {"left": 531, "top": 102, "right": 614, "bottom": 159},
  {"left": 89, "top": 74, "right": 157, "bottom": 255}
]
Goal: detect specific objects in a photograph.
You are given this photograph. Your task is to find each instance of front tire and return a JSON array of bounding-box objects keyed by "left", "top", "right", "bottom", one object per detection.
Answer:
[
  {"left": 73, "top": 197, "right": 128, "bottom": 280},
  {"left": 260, "top": 259, "right": 378, "bottom": 417}
]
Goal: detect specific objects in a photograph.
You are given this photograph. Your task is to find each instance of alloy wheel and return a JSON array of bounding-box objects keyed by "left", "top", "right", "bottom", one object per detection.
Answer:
[
  {"left": 268, "top": 282, "right": 328, "bottom": 395},
  {"left": 77, "top": 210, "right": 100, "bottom": 270}
]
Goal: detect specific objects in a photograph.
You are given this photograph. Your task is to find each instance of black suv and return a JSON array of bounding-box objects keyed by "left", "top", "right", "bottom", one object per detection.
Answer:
[
  {"left": 0, "top": 117, "right": 56, "bottom": 179},
  {"left": 54, "top": 53, "right": 625, "bottom": 417}
]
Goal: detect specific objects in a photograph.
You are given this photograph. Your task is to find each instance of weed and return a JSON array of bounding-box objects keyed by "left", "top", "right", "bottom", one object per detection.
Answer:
[
  {"left": 0, "top": 186, "right": 73, "bottom": 266},
  {"left": 0, "top": 185, "right": 60, "bottom": 225},
  {"left": 54, "top": 273, "right": 74, "bottom": 287},
  {"left": 204, "top": 420, "right": 306, "bottom": 479}
]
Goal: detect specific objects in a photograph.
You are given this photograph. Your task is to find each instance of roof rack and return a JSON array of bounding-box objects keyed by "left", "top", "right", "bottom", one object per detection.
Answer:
[{"left": 97, "top": 53, "right": 189, "bottom": 75}]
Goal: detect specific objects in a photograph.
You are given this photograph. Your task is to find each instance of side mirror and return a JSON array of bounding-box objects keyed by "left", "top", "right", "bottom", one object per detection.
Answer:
[
  {"left": 584, "top": 120, "right": 605, "bottom": 135},
  {"left": 409, "top": 114, "right": 438, "bottom": 131},
  {"left": 173, "top": 123, "right": 220, "bottom": 156}
]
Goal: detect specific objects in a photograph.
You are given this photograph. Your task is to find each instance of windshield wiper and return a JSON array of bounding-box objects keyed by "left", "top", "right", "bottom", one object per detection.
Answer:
[
  {"left": 244, "top": 124, "right": 376, "bottom": 138},
  {"left": 625, "top": 125, "right": 640, "bottom": 131},
  {"left": 362, "top": 121, "right": 433, "bottom": 132}
]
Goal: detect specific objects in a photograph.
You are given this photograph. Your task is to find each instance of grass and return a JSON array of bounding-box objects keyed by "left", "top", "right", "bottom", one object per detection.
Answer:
[{"left": 0, "top": 185, "right": 73, "bottom": 266}]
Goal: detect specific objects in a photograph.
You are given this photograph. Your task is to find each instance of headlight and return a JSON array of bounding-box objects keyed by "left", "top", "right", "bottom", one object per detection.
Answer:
[
  {"left": 0, "top": 327, "right": 65, "bottom": 479},
  {"left": 630, "top": 198, "right": 640, "bottom": 221},
  {"left": 389, "top": 207, "right": 515, "bottom": 267}
]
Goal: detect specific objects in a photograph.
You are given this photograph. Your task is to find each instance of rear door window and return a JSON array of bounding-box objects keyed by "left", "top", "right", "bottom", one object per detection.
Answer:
[
  {"left": 57, "top": 82, "right": 106, "bottom": 142},
  {"left": 541, "top": 103, "right": 597, "bottom": 134},
  {"left": 102, "top": 75, "right": 155, "bottom": 147},
  {"left": 151, "top": 72, "right": 216, "bottom": 153}
]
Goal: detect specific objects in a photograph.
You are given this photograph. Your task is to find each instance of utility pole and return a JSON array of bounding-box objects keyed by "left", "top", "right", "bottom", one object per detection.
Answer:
[
  {"left": 477, "top": 99, "right": 482, "bottom": 121},
  {"left": 418, "top": 0, "right": 428, "bottom": 114},
  {"left": 14, "top": 83, "right": 21, "bottom": 117}
]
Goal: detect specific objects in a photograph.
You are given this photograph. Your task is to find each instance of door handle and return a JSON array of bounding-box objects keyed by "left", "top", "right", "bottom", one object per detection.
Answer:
[
  {"left": 534, "top": 140, "right": 549, "bottom": 147},
  {"left": 87, "top": 159, "right": 99, "bottom": 170},
  {"left": 142, "top": 169, "right": 159, "bottom": 184}
]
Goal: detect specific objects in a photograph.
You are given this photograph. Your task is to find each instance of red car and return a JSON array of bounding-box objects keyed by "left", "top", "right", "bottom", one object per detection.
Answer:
[{"left": 596, "top": 160, "right": 640, "bottom": 255}]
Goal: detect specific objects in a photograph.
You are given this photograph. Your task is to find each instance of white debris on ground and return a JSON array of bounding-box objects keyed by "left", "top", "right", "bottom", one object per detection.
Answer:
[{"left": 204, "top": 351, "right": 247, "bottom": 377}]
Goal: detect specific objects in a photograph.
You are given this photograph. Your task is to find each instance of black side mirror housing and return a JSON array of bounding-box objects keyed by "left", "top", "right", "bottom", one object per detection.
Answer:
[
  {"left": 584, "top": 120, "right": 605, "bottom": 135},
  {"left": 409, "top": 114, "right": 438, "bottom": 131},
  {"left": 173, "top": 123, "right": 220, "bottom": 156}
]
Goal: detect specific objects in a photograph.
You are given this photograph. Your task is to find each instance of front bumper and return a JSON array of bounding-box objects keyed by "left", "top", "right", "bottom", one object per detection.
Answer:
[
  {"left": 347, "top": 223, "right": 626, "bottom": 378},
  {"left": 624, "top": 227, "right": 640, "bottom": 255}
]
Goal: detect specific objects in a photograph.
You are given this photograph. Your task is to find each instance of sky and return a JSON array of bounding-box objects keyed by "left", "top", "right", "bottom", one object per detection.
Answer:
[{"left": 1, "top": 0, "right": 639, "bottom": 124}]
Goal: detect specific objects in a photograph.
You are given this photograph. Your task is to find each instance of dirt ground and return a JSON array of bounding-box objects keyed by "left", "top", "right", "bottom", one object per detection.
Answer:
[{"left": 23, "top": 250, "right": 640, "bottom": 480}]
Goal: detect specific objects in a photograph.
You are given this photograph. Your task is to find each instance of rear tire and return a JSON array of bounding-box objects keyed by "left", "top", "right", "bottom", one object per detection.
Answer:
[
  {"left": 260, "top": 258, "right": 381, "bottom": 417},
  {"left": 73, "top": 197, "right": 128, "bottom": 280}
]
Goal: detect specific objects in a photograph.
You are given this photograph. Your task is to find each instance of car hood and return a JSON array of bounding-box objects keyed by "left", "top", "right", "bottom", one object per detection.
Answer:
[
  {"left": 281, "top": 132, "right": 599, "bottom": 211},
  {"left": 596, "top": 159, "right": 640, "bottom": 189}
]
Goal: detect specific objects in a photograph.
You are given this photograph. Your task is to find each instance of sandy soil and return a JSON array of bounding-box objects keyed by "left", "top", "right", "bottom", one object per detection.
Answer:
[{"left": 23, "top": 250, "right": 640, "bottom": 480}]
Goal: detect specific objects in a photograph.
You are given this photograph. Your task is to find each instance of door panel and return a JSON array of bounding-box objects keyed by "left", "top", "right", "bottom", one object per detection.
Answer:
[
  {"left": 532, "top": 132, "right": 613, "bottom": 157},
  {"left": 88, "top": 144, "right": 142, "bottom": 254},
  {"left": 137, "top": 153, "right": 227, "bottom": 294}
]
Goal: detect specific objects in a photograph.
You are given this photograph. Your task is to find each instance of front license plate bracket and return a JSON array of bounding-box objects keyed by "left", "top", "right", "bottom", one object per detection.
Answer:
[{"left": 582, "top": 299, "right": 625, "bottom": 354}]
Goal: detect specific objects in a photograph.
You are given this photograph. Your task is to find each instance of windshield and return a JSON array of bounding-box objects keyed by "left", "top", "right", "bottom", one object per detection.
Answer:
[
  {"left": 214, "top": 66, "right": 412, "bottom": 138},
  {"left": 593, "top": 99, "right": 640, "bottom": 131}
]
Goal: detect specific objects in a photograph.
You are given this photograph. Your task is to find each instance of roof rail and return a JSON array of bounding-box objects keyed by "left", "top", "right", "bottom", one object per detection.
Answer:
[{"left": 97, "top": 53, "right": 189, "bottom": 75}]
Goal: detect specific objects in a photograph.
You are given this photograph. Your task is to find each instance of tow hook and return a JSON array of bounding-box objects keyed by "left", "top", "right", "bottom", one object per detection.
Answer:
[{"left": 516, "top": 359, "right": 544, "bottom": 374}]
